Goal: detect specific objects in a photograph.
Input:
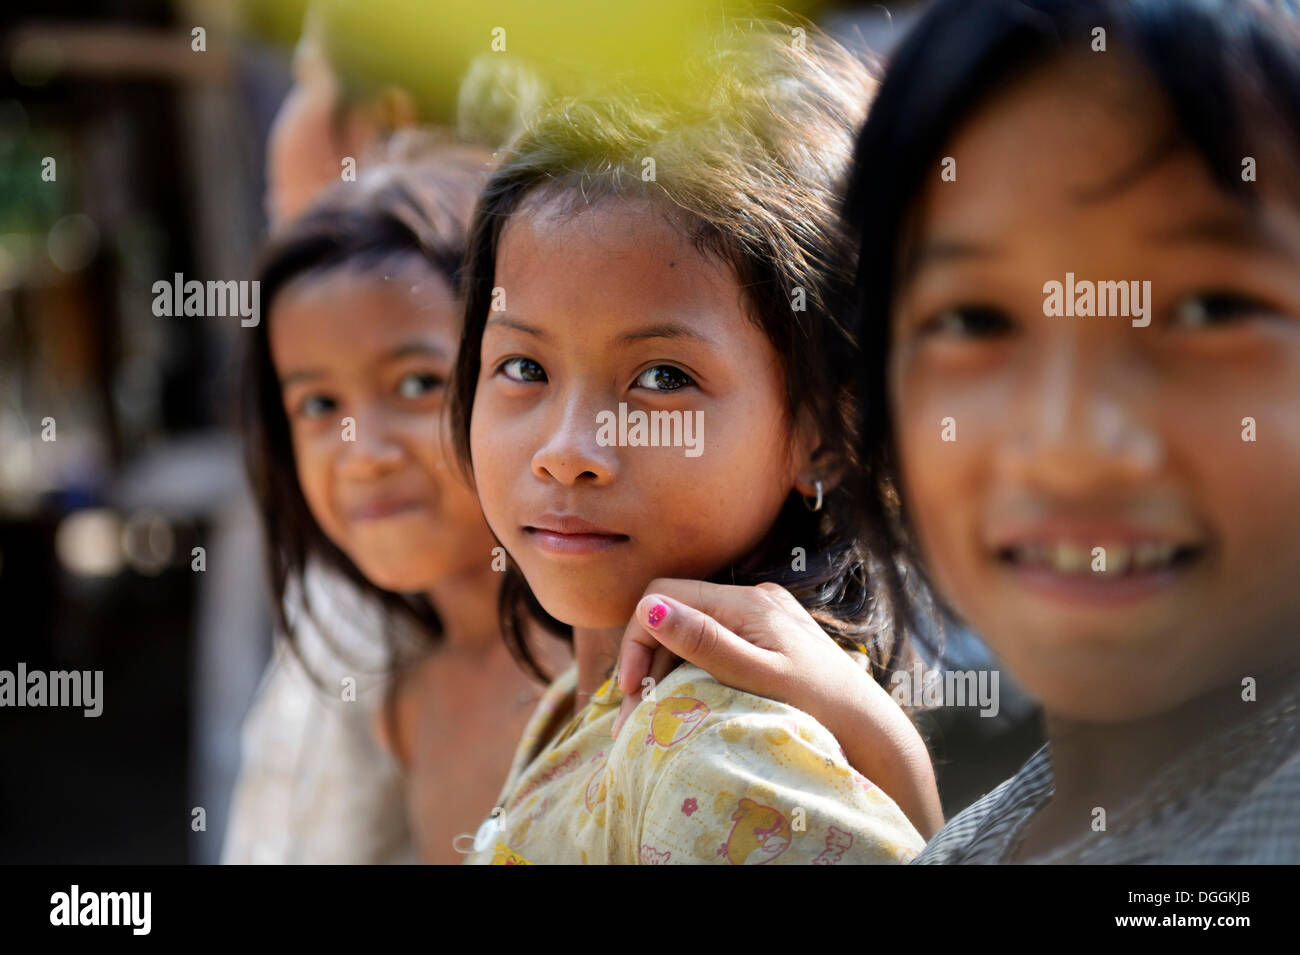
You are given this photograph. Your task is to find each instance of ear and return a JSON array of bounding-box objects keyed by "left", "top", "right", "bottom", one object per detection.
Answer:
[{"left": 790, "top": 406, "right": 843, "bottom": 500}]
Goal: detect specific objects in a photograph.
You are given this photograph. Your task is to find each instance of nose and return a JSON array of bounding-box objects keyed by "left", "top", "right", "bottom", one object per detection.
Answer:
[
  {"left": 999, "top": 330, "right": 1163, "bottom": 496},
  {"left": 530, "top": 389, "right": 618, "bottom": 487},
  {"left": 337, "top": 405, "right": 406, "bottom": 480}
]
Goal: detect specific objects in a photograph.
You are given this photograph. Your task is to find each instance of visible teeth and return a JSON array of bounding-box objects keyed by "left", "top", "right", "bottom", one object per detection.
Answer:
[
  {"left": 1009, "top": 541, "right": 1180, "bottom": 574},
  {"left": 1133, "top": 542, "right": 1176, "bottom": 570},
  {"left": 1022, "top": 544, "right": 1048, "bottom": 565},
  {"left": 1052, "top": 542, "right": 1089, "bottom": 573},
  {"left": 1094, "top": 543, "right": 1130, "bottom": 576}
]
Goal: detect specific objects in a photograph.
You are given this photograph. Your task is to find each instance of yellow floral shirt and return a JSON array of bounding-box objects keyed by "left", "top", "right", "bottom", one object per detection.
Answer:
[{"left": 465, "top": 654, "right": 925, "bottom": 865}]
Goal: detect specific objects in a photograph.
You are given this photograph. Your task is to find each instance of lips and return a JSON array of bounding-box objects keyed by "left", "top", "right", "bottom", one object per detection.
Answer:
[
  {"left": 987, "top": 520, "right": 1208, "bottom": 603},
  {"left": 523, "top": 513, "right": 630, "bottom": 556},
  {"left": 996, "top": 540, "right": 1202, "bottom": 576},
  {"left": 345, "top": 497, "right": 427, "bottom": 521}
]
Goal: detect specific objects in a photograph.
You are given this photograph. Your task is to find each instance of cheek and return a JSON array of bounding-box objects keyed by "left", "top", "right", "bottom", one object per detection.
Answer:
[
  {"left": 468, "top": 398, "right": 519, "bottom": 528},
  {"left": 891, "top": 367, "right": 986, "bottom": 597},
  {"left": 290, "top": 430, "right": 343, "bottom": 538},
  {"left": 426, "top": 418, "right": 492, "bottom": 531},
  {"left": 1173, "top": 398, "right": 1300, "bottom": 620},
  {"left": 644, "top": 401, "right": 794, "bottom": 561},
  {"left": 897, "top": 423, "right": 971, "bottom": 610}
]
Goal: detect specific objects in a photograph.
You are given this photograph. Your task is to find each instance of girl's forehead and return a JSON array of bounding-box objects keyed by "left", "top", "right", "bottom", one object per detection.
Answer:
[
  {"left": 940, "top": 57, "right": 1172, "bottom": 197},
  {"left": 497, "top": 193, "right": 729, "bottom": 285},
  {"left": 489, "top": 197, "right": 770, "bottom": 352},
  {"left": 903, "top": 70, "right": 1250, "bottom": 257},
  {"left": 271, "top": 262, "right": 459, "bottom": 358},
  {"left": 282, "top": 256, "right": 452, "bottom": 311}
]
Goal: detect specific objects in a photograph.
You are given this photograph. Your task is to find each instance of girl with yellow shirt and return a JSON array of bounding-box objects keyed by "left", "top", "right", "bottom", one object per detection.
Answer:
[{"left": 449, "top": 25, "right": 937, "bottom": 865}]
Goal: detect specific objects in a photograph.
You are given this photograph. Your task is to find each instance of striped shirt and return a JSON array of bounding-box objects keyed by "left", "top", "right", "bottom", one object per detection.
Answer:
[{"left": 913, "top": 671, "right": 1300, "bottom": 864}]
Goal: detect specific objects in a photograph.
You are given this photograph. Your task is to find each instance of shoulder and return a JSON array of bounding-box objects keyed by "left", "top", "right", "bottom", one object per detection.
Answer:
[
  {"left": 225, "top": 635, "right": 414, "bottom": 864},
  {"left": 619, "top": 662, "right": 841, "bottom": 758},
  {"left": 911, "top": 744, "right": 1053, "bottom": 865},
  {"left": 1185, "top": 734, "right": 1300, "bottom": 863},
  {"left": 610, "top": 662, "right": 924, "bottom": 864}
]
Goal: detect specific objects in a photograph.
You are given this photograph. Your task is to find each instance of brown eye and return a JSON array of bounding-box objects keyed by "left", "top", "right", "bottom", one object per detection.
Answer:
[
  {"left": 1172, "top": 292, "right": 1270, "bottom": 329},
  {"left": 396, "top": 372, "right": 443, "bottom": 399},
  {"left": 500, "top": 357, "right": 547, "bottom": 383},
  {"left": 634, "top": 365, "right": 694, "bottom": 392},
  {"left": 924, "top": 306, "right": 1014, "bottom": 338},
  {"left": 299, "top": 394, "right": 336, "bottom": 418}
]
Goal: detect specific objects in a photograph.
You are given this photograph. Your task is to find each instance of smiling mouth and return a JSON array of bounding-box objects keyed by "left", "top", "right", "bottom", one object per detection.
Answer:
[
  {"left": 996, "top": 541, "right": 1205, "bottom": 576},
  {"left": 993, "top": 539, "right": 1207, "bottom": 603},
  {"left": 348, "top": 499, "right": 427, "bottom": 521}
]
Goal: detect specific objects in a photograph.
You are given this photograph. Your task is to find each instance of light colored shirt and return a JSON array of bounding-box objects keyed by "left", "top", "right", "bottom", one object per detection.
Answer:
[
  {"left": 222, "top": 566, "right": 423, "bottom": 864},
  {"left": 466, "top": 650, "right": 925, "bottom": 865}
]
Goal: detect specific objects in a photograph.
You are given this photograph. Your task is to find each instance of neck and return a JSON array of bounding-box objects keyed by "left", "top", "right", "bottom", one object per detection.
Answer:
[
  {"left": 573, "top": 625, "right": 623, "bottom": 711},
  {"left": 424, "top": 562, "right": 503, "bottom": 657},
  {"left": 1030, "top": 658, "right": 1300, "bottom": 854},
  {"left": 1045, "top": 682, "right": 1243, "bottom": 807}
]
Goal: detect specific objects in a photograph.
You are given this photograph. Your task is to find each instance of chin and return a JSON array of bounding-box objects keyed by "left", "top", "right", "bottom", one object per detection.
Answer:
[
  {"left": 348, "top": 556, "right": 437, "bottom": 596},
  {"left": 1009, "top": 644, "right": 1202, "bottom": 723},
  {"left": 364, "top": 573, "right": 433, "bottom": 595},
  {"left": 532, "top": 584, "right": 637, "bottom": 630},
  {"left": 1031, "top": 681, "right": 1184, "bottom": 724}
]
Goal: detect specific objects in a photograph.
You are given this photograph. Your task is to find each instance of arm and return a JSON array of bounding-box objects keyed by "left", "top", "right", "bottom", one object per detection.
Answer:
[{"left": 613, "top": 579, "right": 945, "bottom": 840}]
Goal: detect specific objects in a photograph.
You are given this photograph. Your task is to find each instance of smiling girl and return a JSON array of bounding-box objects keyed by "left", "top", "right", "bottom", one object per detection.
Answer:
[
  {"left": 450, "top": 27, "right": 932, "bottom": 864},
  {"left": 616, "top": 0, "right": 1300, "bottom": 864},
  {"left": 228, "top": 150, "right": 570, "bottom": 864}
]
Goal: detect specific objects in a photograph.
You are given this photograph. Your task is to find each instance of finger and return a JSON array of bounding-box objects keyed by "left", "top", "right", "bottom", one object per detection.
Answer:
[
  {"left": 611, "top": 643, "right": 678, "bottom": 740},
  {"left": 615, "top": 579, "right": 695, "bottom": 696},
  {"left": 615, "top": 615, "right": 659, "bottom": 696},
  {"left": 640, "top": 578, "right": 808, "bottom": 652},
  {"left": 612, "top": 691, "right": 637, "bottom": 741},
  {"left": 628, "top": 591, "right": 779, "bottom": 695},
  {"left": 612, "top": 589, "right": 680, "bottom": 740}
]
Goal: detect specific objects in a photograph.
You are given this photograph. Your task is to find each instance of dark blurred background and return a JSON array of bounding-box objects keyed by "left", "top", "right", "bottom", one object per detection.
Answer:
[
  {"left": 0, "top": 0, "right": 295, "bottom": 863},
  {"left": 0, "top": 0, "right": 1039, "bottom": 863}
]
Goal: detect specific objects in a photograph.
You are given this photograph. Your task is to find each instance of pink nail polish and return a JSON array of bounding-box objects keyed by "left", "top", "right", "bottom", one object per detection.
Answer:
[{"left": 647, "top": 602, "right": 668, "bottom": 627}]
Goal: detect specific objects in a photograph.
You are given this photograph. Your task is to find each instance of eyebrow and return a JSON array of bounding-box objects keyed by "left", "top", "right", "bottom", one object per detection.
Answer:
[
  {"left": 902, "top": 209, "right": 1291, "bottom": 285},
  {"left": 615, "top": 322, "right": 719, "bottom": 347},
  {"left": 902, "top": 237, "right": 1005, "bottom": 280},
  {"left": 278, "top": 341, "right": 447, "bottom": 388},
  {"left": 484, "top": 314, "right": 552, "bottom": 342},
  {"left": 1144, "top": 212, "right": 1292, "bottom": 257},
  {"left": 279, "top": 368, "right": 326, "bottom": 388},
  {"left": 387, "top": 341, "right": 448, "bottom": 361},
  {"left": 484, "top": 315, "right": 719, "bottom": 347}
]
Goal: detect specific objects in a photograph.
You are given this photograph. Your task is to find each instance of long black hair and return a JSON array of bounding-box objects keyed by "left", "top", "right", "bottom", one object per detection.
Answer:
[
  {"left": 449, "top": 24, "right": 924, "bottom": 687},
  {"left": 242, "top": 146, "right": 494, "bottom": 676},
  {"left": 843, "top": 0, "right": 1300, "bottom": 631}
]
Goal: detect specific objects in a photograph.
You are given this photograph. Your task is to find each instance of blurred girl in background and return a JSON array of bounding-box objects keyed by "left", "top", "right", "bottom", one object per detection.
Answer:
[
  {"left": 227, "top": 0, "right": 555, "bottom": 863},
  {"left": 229, "top": 148, "right": 571, "bottom": 864}
]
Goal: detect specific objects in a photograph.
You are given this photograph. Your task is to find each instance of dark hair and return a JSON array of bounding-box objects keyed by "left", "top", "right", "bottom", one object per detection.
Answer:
[
  {"left": 843, "top": 0, "right": 1300, "bottom": 630},
  {"left": 242, "top": 146, "right": 494, "bottom": 676},
  {"left": 449, "top": 24, "right": 921, "bottom": 687}
]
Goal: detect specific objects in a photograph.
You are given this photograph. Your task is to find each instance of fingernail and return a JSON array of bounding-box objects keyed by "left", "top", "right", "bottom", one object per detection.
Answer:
[{"left": 646, "top": 602, "right": 668, "bottom": 628}]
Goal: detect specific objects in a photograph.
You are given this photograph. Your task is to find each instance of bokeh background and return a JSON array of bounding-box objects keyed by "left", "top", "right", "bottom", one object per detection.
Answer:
[{"left": 0, "top": 0, "right": 1040, "bottom": 863}]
